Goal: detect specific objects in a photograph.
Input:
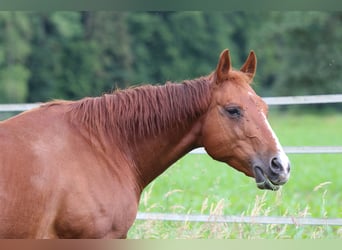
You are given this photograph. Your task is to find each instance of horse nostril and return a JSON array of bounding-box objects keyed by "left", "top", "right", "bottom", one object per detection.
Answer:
[{"left": 270, "top": 157, "right": 283, "bottom": 174}]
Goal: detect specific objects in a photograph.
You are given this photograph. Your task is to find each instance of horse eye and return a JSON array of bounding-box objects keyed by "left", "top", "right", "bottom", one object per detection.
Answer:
[{"left": 224, "top": 106, "right": 242, "bottom": 118}]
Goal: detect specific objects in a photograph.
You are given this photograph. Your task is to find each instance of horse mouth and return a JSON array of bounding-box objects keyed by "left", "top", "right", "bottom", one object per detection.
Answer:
[{"left": 254, "top": 166, "right": 280, "bottom": 191}]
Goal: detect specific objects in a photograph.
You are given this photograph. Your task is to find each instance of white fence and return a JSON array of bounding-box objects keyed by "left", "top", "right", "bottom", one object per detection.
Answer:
[
  {"left": 136, "top": 213, "right": 342, "bottom": 226},
  {"left": 1, "top": 94, "right": 342, "bottom": 226}
]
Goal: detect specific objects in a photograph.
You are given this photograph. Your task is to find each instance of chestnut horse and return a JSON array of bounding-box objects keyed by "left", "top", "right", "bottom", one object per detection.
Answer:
[{"left": 0, "top": 50, "right": 290, "bottom": 238}]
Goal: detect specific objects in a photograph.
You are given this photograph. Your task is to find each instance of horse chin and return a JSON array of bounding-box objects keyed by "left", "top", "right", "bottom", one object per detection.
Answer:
[{"left": 254, "top": 166, "right": 280, "bottom": 191}]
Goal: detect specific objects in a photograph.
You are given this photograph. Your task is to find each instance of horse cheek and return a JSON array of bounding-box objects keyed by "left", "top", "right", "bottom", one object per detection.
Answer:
[{"left": 202, "top": 115, "right": 232, "bottom": 161}]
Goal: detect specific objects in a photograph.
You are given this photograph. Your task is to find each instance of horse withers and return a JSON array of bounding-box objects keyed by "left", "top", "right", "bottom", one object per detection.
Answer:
[{"left": 0, "top": 49, "right": 290, "bottom": 238}]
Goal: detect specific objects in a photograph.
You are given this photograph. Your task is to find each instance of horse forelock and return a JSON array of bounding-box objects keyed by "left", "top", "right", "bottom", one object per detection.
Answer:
[
  {"left": 225, "top": 70, "right": 254, "bottom": 86},
  {"left": 68, "top": 76, "right": 211, "bottom": 145}
]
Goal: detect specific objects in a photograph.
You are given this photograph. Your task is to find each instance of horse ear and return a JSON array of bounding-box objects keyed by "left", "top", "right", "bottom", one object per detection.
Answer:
[
  {"left": 240, "top": 50, "right": 257, "bottom": 80},
  {"left": 215, "top": 49, "right": 231, "bottom": 85}
]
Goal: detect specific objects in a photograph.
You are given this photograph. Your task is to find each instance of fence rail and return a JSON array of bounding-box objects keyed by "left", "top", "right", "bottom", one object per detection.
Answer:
[
  {"left": 0, "top": 103, "right": 41, "bottom": 112},
  {"left": 136, "top": 212, "right": 342, "bottom": 226},
  {"left": 1, "top": 94, "right": 342, "bottom": 227},
  {"left": 263, "top": 94, "right": 342, "bottom": 105}
]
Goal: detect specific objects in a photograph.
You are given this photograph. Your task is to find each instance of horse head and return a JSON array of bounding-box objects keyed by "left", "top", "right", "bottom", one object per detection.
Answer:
[{"left": 201, "top": 49, "right": 290, "bottom": 190}]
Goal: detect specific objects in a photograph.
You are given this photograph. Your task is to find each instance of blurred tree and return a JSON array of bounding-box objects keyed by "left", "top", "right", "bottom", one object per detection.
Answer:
[
  {"left": 248, "top": 12, "right": 342, "bottom": 97},
  {"left": 28, "top": 11, "right": 132, "bottom": 101},
  {"left": 168, "top": 12, "right": 237, "bottom": 80},
  {"left": 0, "top": 12, "right": 32, "bottom": 103},
  {"left": 27, "top": 13, "right": 67, "bottom": 101},
  {"left": 127, "top": 12, "right": 236, "bottom": 84},
  {"left": 81, "top": 12, "right": 133, "bottom": 90},
  {"left": 127, "top": 12, "right": 174, "bottom": 84},
  {"left": 0, "top": 11, "right": 341, "bottom": 107}
]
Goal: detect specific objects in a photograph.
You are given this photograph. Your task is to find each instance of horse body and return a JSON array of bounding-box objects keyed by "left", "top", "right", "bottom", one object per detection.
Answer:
[
  {"left": 0, "top": 50, "right": 290, "bottom": 238},
  {"left": 0, "top": 84, "right": 208, "bottom": 238},
  {"left": 0, "top": 105, "right": 139, "bottom": 238}
]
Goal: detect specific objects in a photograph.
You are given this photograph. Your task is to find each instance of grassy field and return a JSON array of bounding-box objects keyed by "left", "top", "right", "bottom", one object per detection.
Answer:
[{"left": 128, "top": 112, "right": 342, "bottom": 239}]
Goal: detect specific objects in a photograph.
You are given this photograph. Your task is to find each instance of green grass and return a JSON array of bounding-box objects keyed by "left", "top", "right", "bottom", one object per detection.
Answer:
[{"left": 128, "top": 112, "right": 342, "bottom": 239}]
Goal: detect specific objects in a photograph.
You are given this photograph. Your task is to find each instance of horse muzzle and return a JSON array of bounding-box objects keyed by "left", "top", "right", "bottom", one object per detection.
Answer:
[{"left": 253, "top": 155, "right": 291, "bottom": 191}]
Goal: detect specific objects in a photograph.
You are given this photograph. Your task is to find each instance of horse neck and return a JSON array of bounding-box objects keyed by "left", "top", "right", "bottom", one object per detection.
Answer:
[
  {"left": 70, "top": 76, "right": 211, "bottom": 189},
  {"left": 130, "top": 112, "right": 206, "bottom": 188},
  {"left": 120, "top": 78, "right": 212, "bottom": 188}
]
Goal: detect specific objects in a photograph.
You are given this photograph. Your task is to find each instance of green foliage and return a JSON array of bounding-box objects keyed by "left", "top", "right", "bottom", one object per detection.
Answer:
[
  {"left": 0, "top": 65, "right": 29, "bottom": 102},
  {"left": 0, "top": 12, "right": 32, "bottom": 102},
  {"left": 0, "top": 11, "right": 341, "bottom": 104},
  {"left": 127, "top": 12, "right": 236, "bottom": 83},
  {"left": 248, "top": 12, "right": 342, "bottom": 97}
]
